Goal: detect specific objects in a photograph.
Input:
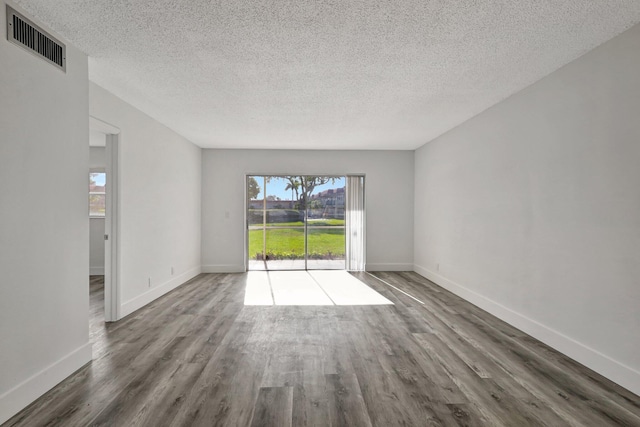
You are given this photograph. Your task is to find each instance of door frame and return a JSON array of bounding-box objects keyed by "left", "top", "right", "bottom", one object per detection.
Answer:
[{"left": 90, "top": 116, "right": 121, "bottom": 322}]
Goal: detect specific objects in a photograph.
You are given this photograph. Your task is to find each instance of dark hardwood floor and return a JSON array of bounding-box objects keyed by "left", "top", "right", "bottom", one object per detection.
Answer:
[{"left": 5, "top": 272, "right": 640, "bottom": 426}]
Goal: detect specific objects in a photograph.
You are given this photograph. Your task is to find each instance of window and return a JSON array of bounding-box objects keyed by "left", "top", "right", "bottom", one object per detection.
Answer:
[
  {"left": 89, "top": 172, "right": 106, "bottom": 217},
  {"left": 247, "top": 175, "right": 347, "bottom": 271}
]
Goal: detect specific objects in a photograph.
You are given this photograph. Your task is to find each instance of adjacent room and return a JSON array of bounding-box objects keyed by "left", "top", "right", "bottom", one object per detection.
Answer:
[{"left": 1, "top": 0, "right": 639, "bottom": 425}]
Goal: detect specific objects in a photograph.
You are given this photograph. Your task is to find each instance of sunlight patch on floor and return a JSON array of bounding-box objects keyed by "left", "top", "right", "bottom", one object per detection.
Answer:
[
  {"left": 270, "top": 271, "right": 334, "bottom": 305},
  {"left": 244, "top": 271, "right": 393, "bottom": 306}
]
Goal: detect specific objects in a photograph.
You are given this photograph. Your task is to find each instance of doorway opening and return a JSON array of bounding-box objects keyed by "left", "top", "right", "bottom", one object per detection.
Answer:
[
  {"left": 89, "top": 129, "right": 106, "bottom": 337},
  {"left": 89, "top": 117, "right": 120, "bottom": 329},
  {"left": 247, "top": 175, "right": 364, "bottom": 271}
]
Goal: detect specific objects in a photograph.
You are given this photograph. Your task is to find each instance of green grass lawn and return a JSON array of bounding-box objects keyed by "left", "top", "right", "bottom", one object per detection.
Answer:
[{"left": 248, "top": 226, "right": 345, "bottom": 260}]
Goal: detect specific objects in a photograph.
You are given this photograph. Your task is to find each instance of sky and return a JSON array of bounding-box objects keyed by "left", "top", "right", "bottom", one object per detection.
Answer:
[
  {"left": 250, "top": 176, "right": 345, "bottom": 201},
  {"left": 90, "top": 172, "right": 106, "bottom": 186}
]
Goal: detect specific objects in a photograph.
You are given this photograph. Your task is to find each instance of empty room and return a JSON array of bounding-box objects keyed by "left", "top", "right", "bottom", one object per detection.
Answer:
[{"left": 1, "top": 0, "right": 639, "bottom": 426}]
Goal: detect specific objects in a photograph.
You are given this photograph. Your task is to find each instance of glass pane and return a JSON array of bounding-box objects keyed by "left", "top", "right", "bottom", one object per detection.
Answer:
[
  {"left": 247, "top": 176, "right": 264, "bottom": 226},
  {"left": 89, "top": 194, "right": 106, "bottom": 216},
  {"left": 248, "top": 175, "right": 305, "bottom": 270},
  {"left": 89, "top": 172, "right": 106, "bottom": 216},
  {"left": 306, "top": 176, "right": 346, "bottom": 270},
  {"left": 307, "top": 226, "right": 345, "bottom": 270},
  {"left": 248, "top": 227, "right": 306, "bottom": 270},
  {"left": 265, "top": 227, "right": 306, "bottom": 270},
  {"left": 90, "top": 172, "right": 106, "bottom": 192}
]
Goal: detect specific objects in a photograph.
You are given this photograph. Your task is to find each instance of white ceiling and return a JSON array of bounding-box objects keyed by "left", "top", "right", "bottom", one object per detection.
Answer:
[{"left": 14, "top": 1, "right": 640, "bottom": 150}]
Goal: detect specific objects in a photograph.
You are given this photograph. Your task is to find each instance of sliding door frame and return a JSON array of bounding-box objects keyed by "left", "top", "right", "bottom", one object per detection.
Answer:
[{"left": 245, "top": 173, "right": 362, "bottom": 272}]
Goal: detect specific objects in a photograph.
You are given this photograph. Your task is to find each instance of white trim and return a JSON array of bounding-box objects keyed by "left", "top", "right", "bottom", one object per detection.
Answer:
[
  {"left": 413, "top": 264, "right": 640, "bottom": 396},
  {"left": 104, "top": 134, "right": 120, "bottom": 322},
  {"left": 120, "top": 266, "right": 201, "bottom": 318},
  {"left": 0, "top": 342, "right": 92, "bottom": 425},
  {"left": 90, "top": 267, "right": 105, "bottom": 276},
  {"left": 202, "top": 264, "right": 246, "bottom": 273},
  {"left": 89, "top": 116, "right": 120, "bottom": 135},
  {"left": 244, "top": 175, "right": 248, "bottom": 271},
  {"left": 366, "top": 263, "right": 413, "bottom": 271}
]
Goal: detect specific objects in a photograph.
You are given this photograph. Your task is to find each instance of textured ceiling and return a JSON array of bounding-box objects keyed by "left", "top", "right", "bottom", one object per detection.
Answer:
[{"left": 13, "top": 1, "right": 640, "bottom": 150}]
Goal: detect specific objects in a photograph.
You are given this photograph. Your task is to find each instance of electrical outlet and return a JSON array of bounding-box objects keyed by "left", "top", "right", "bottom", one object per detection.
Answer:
[
  {"left": 148, "top": 277, "right": 151, "bottom": 287},
  {"left": 171, "top": 266, "right": 174, "bottom": 275},
  {"left": 436, "top": 263, "right": 440, "bottom": 271}
]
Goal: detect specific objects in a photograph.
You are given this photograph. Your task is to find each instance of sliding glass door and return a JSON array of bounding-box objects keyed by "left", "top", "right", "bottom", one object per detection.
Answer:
[
  {"left": 305, "top": 177, "right": 345, "bottom": 270},
  {"left": 247, "top": 175, "right": 347, "bottom": 271}
]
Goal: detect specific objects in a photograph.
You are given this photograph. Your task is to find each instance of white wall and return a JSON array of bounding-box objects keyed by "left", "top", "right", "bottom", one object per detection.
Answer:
[
  {"left": 89, "top": 145, "right": 106, "bottom": 167},
  {"left": 89, "top": 218, "right": 105, "bottom": 275},
  {"left": 414, "top": 24, "right": 640, "bottom": 395},
  {"left": 0, "top": 2, "right": 91, "bottom": 423},
  {"left": 201, "top": 149, "right": 414, "bottom": 272},
  {"left": 89, "top": 147, "right": 106, "bottom": 275},
  {"left": 89, "top": 83, "right": 202, "bottom": 317}
]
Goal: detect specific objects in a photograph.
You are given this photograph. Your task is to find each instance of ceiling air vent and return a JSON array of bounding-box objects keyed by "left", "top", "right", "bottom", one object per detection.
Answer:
[{"left": 6, "top": 5, "right": 66, "bottom": 72}]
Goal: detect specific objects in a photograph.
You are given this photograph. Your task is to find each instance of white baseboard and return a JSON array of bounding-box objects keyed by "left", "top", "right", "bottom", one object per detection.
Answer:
[
  {"left": 366, "top": 263, "right": 413, "bottom": 272},
  {"left": 0, "top": 342, "right": 92, "bottom": 425},
  {"left": 120, "top": 266, "right": 201, "bottom": 318},
  {"left": 89, "top": 266, "right": 105, "bottom": 276},
  {"left": 202, "top": 264, "right": 246, "bottom": 273},
  {"left": 413, "top": 264, "right": 640, "bottom": 396}
]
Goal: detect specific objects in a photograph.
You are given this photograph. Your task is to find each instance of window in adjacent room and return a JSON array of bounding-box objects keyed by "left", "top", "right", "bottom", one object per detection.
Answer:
[{"left": 89, "top": 171, "right": 106, "bottom": 217}]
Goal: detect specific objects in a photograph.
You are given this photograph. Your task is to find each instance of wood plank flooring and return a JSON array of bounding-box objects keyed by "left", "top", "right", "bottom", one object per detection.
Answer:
[{"left": 4, "top": 272, "right": 640, "bottom": 426}]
